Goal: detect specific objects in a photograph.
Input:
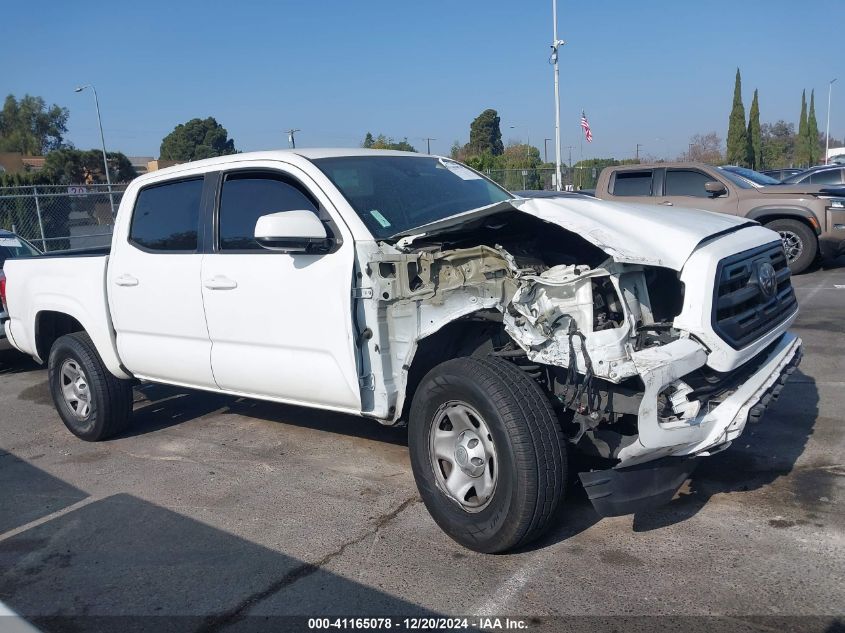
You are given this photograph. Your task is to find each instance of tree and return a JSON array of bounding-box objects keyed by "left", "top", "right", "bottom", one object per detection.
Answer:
[
  {"left": 807, "top": 90, "right": 821, "bottom": 165},
  {"left": 468, "top": 109, "right": 503, "bottom": 156},
  {"left": 761, "top": 120, "right": 796, "bottom": 168},
  {"left": 746, "top": 89, "right": 762, "bottom": 169},
  {"left": 159, "top": 117, "right": 236, "bottom": 161},
  {"left": 360, "top": 133, "right": 417, "bottom": 152},
  {"left": 686, "top": 132, "right": 724, "bottom": 164},
  {"left": 42, "top": 149, "right": 136, "bottom": 184},
  {"left": 726, "top": 69, "right": 748, "bottom": 166},
  {"left": 796, "top": 90, "right": 809, "bottom": 167},
  {"left": 0, "top": 94, "right": 69, "bottom": 155}
]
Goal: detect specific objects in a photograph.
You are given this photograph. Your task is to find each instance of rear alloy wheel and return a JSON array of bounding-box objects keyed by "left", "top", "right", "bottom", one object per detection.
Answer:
[
  {"left": 409, "top": 356, "right": 566, "bottom": 553},
  {"left": 765, "top": 218, "right": 817, "bottom": 274},
  {"left": 48, "top": 332, "right": 134, "bottom": 441}
]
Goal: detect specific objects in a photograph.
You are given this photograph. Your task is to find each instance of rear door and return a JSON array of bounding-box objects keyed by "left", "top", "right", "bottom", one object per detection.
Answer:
[
  {"left": 200, "top": 165, "right": 360, "bottom": 410},
  {"left": 602, "top": 168, "right": 656, "bottom": 204},
  {"left": 108, "top": 176, "right": 217, "bottom": 388},
  {"left": 659, "top": 168, "right": 739, "bottom": 214}
]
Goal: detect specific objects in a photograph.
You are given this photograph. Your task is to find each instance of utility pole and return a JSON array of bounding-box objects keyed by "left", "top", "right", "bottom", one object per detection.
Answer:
[
  {"left": 423, "top": 137, "right": 436, "bottom": 154},
  {"left": 636, "top": 143, "right": 642, "bottom": 162},
  {"left": 688, "top": 143, "right": 694, "bottom": 162},
  {"left": 826, "top": 78, "right": 837, "bottom": 164},
  {"left": 551, "top": 0, "right": 565, "bottom": 191},
  {"left": 286, "top": 128, "right": 300, "bottom": 149},
  {"left": 565, "top": 145, "right": 574, "bottom": 190},
  {"left": 543, "top": 138, "right": 552, "bottom": 163}
]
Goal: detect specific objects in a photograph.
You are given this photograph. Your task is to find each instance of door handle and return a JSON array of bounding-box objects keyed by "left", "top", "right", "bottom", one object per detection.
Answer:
[
  {"left": 661, "top": 201, "right": 673, "bottom": 206},
  {"left": 204, "top": 276, "right": 238, "bottom": 290},
  {"left": 114, "top": 274, "right": 139, "bottom": 287}
]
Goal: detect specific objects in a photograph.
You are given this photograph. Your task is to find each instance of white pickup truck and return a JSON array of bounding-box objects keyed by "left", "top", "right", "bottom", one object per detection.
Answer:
[{"left": 2, "top": 150, "right": 802, "bottom": 552}]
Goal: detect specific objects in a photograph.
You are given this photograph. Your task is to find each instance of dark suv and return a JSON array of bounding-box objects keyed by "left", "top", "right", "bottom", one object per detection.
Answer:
[{"left": 783, "top": 165, "right": 845, "bottom": 186}]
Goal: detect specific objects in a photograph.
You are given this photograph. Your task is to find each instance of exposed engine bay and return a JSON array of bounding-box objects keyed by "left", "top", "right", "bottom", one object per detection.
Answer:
[{"left": 357, "top": 210, "right": 691, "bottom": 462}]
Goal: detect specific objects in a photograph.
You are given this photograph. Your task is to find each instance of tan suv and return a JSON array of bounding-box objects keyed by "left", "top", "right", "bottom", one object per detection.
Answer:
[{"left": 595, "top": 162, "right": 845, "bottom": 273}]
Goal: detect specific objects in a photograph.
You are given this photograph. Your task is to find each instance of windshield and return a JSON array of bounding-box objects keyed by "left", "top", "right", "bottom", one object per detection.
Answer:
[
  {"left": 782, "top": 171, "right": 808, "bottom": 184},
  {"left": 0, "top": 234, "right": 40, "bottom": 267},
  {"left": 312, "top": 156, "right": 513, "bottom": 239},
  {"left": 719, "top": 165, "right": 783, "bottom": 187}
]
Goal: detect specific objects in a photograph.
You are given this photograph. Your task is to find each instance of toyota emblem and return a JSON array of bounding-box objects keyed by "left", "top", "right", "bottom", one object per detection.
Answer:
[{"left": 756, "top": 261, "right": 777, "bottom": 299}]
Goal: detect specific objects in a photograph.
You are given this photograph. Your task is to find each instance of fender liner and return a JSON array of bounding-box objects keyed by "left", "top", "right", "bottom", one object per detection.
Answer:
[{"left": 746, "top": 206, "right": 821, "bottom": 234}]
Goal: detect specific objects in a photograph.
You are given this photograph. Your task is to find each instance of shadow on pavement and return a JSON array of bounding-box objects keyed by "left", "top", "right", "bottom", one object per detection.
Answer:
[
  {"left": 632, "top": 369, "right": 821, "bottom": 532},
  {"left": 0, "top": 492, "right": 447, "bottom": 632},
  {"left": 121, "top": 383, "right": 408, "bottom": 448},
  {"left": 0, "top": 451, "right": 88, "bottom": 534},
  {"left": 0, "top": 350, "right": 42, "bottom": 376}
]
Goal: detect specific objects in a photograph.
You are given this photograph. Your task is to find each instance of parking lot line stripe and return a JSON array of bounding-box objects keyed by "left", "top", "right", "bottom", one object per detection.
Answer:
[{"left": 0, "top": 496, "right": 100, "bottom": 543}]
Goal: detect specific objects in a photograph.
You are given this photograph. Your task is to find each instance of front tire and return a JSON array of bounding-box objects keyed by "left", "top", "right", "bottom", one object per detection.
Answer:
[
  {"left": 48, "top": 332, "right": 133, "bottom": 441},
  {"left": 408, "top": 356, "right": 566, "bottom": 553},
  {"left": 765, "top": 218, "right": 818, "bottom": 274}
]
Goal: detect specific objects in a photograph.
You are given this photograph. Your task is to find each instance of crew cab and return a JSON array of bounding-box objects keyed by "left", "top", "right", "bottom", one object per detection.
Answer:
[
  {"left": 2, "top": 150, "right": 802, "bottom": 552},
  {"left": 595, "top": 162, "right": 845, "bottom": 273}
]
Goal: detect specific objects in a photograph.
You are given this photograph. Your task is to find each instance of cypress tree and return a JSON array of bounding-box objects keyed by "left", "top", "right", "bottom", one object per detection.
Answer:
[
  {"left": 726, "top": 68, "right": 748, "bottom": 166},
  {"left": 797, "top": 90, "right": 808, "bottom": 166},
  {"left": 807, "top": 90, "right": 820, "bottom": 165},
  {"left": 747, "top": 89, "right": 762, "bottom": 169}
]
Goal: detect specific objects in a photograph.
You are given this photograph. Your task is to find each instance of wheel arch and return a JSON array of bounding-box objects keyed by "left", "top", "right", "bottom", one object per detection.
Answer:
[
  {"left": 399, "top": 312, "right": 508, "bottom": 422},
  {"left": 747, "top": 206, "right": 821, "bottom": 235},
  {"left": 33, "top": 307, "right": 130, "bottom": 379}
]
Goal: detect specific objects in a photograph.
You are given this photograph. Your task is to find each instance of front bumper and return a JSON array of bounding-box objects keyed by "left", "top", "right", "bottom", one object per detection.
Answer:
[
  {"left": 819, "top": 231, "right": 845, "bottom": 260},
  {"left": 617, "top": 332, "right": 803, "bottom": 466},
  {"left": 579, "top": 336, "right": 801, "bottom": 517}
]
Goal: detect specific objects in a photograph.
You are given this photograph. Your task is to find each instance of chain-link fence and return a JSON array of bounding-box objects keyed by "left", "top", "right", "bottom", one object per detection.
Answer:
[
  {"left": 0, "top": 184, "right": 128, "bottom": 252},
  {"left": 485, "top": 166, "right": 600, "bottom": 192}
]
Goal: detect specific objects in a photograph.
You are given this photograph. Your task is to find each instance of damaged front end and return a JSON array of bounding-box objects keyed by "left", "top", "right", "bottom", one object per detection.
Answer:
[{"left": 353, "top": 204, "right": 801, "bottom": 517}]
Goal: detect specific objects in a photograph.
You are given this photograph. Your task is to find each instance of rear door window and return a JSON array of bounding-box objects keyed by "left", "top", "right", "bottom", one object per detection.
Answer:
[
  {"left": 129, "top": 178, "right": 204, "bottom": 252},
  {"left": 664, "top": 169, "right": 713, "bottom": 197},
  {"left": 810, "top": 169, "right": 845, "bottom": 185},
  {"left": 611, "top": 170, "right": 654, "bottom": 196}
]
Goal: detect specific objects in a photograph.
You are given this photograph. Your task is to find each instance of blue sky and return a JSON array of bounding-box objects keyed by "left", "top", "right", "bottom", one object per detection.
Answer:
[{"left": 2, "top": 0, "right": 843, "bottom": 161}]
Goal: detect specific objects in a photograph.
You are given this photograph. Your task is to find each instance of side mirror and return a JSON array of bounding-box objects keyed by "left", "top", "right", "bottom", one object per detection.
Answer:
[
  {"left": 254, "top": 210, "right": 329, "bottom": 253},
  {"left": 704, "top": 181, "right": 728, "bottom": 197}
]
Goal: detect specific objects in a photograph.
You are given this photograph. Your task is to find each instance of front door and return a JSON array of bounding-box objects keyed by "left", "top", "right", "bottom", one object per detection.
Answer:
[
  {"left": 108, "top": 176, "right": 217, "bottom": 388},
  {"left": 659, "top": 168, "right": 739, "bottom": 214},
  {"left": 200, "top": 166, "right": 361, "bottom": 411}
]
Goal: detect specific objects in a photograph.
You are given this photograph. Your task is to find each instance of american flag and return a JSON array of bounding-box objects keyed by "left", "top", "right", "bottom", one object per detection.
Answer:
[{"left": 580, "top": 111, "right": 593, "bottom": 143}]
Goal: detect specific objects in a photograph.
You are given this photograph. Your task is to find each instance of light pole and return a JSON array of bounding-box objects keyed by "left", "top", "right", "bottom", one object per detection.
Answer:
[
  {"left": 826, "top": 78, "right": 837, "bottom": 164},
  {"left": 74, "top": 85, "right": 114, "bottom": 215},
  {"left": 550, "top": 0, "right": 565, "bottom": 191},
  {"left": 286, "top": 129, "right": 300, "bottom": 149},
  {"left": 543, "top": 138, "right": 551, "bottom": 163},
  {"left": 636, "top": 143, "right": 642, "bottom": 162}
]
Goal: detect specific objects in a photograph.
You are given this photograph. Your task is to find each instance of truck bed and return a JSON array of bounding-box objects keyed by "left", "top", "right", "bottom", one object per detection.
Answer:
[{"left": 3, "top": 253, "right": 124, "bottom": 376}]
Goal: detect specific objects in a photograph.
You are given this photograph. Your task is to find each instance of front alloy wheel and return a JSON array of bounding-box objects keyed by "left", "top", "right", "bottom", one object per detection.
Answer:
[{"left": 429, "top": 401, "right": 498, "bottom": 512}]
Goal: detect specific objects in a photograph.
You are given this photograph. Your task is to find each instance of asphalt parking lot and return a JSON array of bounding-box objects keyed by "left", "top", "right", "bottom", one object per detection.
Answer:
[{"left": 1, "top": 262, "right": 843, "bottom": 633}]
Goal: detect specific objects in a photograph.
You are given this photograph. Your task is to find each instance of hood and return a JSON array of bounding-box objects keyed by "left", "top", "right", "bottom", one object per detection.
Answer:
[
  {"left": 757, "top": 184, "right": 838, "bottom": 196},
  {"left": 510, "top": 197, "right": 754, "bottom": 270}
]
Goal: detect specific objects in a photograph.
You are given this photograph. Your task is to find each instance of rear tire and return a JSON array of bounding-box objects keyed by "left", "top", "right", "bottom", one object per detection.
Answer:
[
  {"left": 408, "top": 356, "right": 566, "bottom": 553},
  {"left": 48, "top": 332, "right": 133, "bottom": 441},
  {"left": 765, "top": 218, "right": 817, "bottom": 274}
]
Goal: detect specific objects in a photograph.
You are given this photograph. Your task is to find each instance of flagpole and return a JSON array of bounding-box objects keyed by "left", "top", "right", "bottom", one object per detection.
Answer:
[{"left": 551, "top": 0, "right": 565, "bottom": 191}]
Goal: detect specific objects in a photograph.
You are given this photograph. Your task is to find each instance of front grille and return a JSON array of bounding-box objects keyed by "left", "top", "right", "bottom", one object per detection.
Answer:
[{"left": 712, "top": 242, "right": 797, "bottom": 349}]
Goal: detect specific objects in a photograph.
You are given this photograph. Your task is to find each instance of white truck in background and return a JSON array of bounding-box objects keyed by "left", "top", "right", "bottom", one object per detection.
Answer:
[{"left": 2, "top": 150, "right": 802, "bottom": 552}]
